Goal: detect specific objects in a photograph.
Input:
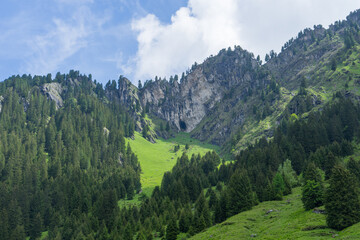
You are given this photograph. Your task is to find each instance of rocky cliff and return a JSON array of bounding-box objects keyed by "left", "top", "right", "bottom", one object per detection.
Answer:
[
  {"left": 108, "top": 9, "right": 360, "bottom": 151},
  {"left": 137, "top": 47, "right": 262, "bottom": 135}
]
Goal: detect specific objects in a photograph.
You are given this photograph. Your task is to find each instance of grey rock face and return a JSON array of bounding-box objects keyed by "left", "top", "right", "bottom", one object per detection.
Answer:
[
  {"left": 0, "top": 96, "right": 3, "bottom": 113},
  {"left": 140, "top": 68, "right": 222, "bottom": 132},
  {"left": 137, "top": 47, "right": 260, "bottom": 134},
  {"left": 41, "top": 83, "right": 64, "bottom": 109}
]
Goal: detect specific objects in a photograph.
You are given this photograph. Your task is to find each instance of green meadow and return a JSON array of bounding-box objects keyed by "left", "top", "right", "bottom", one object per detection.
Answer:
[
  {"left": 191, "top": 187, "right": 360, "bottom": 240},
  {"left": 126, "top": 131, "right": 220, "bottom": 193}
]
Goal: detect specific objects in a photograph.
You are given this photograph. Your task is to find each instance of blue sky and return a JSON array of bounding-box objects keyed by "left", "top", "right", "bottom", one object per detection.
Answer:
[{"left": 0, "top": 0, "right": 359, "bottom": 84}]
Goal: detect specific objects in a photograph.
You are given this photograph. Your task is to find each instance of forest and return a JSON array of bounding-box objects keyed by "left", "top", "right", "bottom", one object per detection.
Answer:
[{"left": 0, "top": 71, "right": 360, "bottom": 239}]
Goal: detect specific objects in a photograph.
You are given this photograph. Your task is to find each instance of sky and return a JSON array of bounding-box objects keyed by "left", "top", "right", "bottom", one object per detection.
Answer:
[{"left": 0, "top": 0, "right": 359, "bottom": 84}]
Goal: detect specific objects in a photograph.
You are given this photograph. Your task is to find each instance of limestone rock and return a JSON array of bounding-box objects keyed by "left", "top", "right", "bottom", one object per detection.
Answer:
[
  {"left": 41, "top": 83, "right": 64, "bottom": 109},
  {"left": 0, "top": 96, "right": 3, "bottom": 113}
]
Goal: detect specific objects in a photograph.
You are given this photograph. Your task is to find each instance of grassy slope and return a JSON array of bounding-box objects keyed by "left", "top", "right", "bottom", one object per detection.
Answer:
[
  {"left": 126, "top": 131, "right": 219, "bottom": 193},
  {"left": 191, "top": 187, "right": 360, "bottom": 240}
]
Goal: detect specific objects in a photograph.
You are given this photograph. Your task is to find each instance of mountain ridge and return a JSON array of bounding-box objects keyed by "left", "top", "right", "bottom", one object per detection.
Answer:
[{"left": 104, "top": 8, "right": 360, "bottom": 157}]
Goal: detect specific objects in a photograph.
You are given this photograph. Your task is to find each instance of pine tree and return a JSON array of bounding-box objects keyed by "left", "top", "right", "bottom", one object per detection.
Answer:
[
  {"left": 272, "top": 172, "right": 285, "bottom": 200},
  {"left": 127, "top": 181, "right": 135, "bottom": 200},
  {"left": 347, "top": 158, "right": 360, "bottom": 184},
  {"left": 302, "top": 180, "right": 323, "bottom": 210},
  {"left": 194, "top": 191, "right": 211, "bottom": 228},
  {"left": 277, "top": 159, "right": 298, "bottom": 187},
  {"left": 165, "top": 218, "right": 179, "bottom": 240},
  {"left": 325, "top": 165, "right": 360, "bottom": 230},
  {"left": 301, "top": 162, "right": 324, "bottom": 210},
  {"left": 29, "top": 213, "right": 43, "bottom": 240},
  {"left": 178, "top": 206, "right": 192, "bottom": 233},
  {"left": 208, "top": 189, "right": 218, "bottom": 210},
  {"left": 227, "top": 169, "right": 254, "bottom": 216},
  {"left": 10, "top": 225, "right": 26, "bottom": 240},
  {"left": 214, "top": 191, "right": 228, "bottom": 223},
  {"left": 303, "top": 162, "right": 323, "bottom": 183}
]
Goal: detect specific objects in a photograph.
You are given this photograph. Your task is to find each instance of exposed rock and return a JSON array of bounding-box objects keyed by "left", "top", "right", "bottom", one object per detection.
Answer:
[
  {"left": 138, "top": 47, "right": 261, "bottom": 136},
  {"left": 103, "top": 127, "right": 110, "bottom": 137},
  {"left": 0, "top": 96, "right": 3, "bottom": 113},
  {"left": 41, "top": 83, "right": 64, "bottom": 109},
  {"left": 111, "top": 76, "right": 140, "bottom": 109},
  {"left": 266, "top": 209, "right": 274, "bottom": 214},
  {"left": 313, "top": 208, "right": 326, "bottom": 214}
]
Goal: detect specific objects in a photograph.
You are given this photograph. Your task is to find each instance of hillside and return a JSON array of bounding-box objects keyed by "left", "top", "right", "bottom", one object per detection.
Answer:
[
  {"left": 108, "top": 9, "right": 360, "bottom": 158},
  {"left": 1, "top": 8, "right": 360, "bottom": 240},
  {"left": 191, "top": 187, "right": 360, "bottom": 240},
  {"left": 125, "top": 131, "right": 219, "bottom": 192}
]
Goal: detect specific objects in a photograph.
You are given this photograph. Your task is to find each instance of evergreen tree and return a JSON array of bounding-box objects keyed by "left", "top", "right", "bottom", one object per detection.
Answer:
[
  {"left": 127, "top": 181, "right": 135, "bottom": 200},
  {"left": 178, "top": 206, "right": 192, "bottom": 233},
  {"left": 301, "top": 162, "right": 324, "bottom": 210},
  {"left": 208, "top": 189, "right": 218, "bottom": 210},
  {"left": 165, "top": 218, "right": 179, "bottom": 240},
  {"left": 303, "top": 162, "right": 323, "bottom": 183},
  {"left": 194, "top": 191, "right": 211, "bottom": 228},
  {"left": 325, "top": 165, "right": 360, "bottom": 230},
  {"left": 214, "top": 191, "right": 228, "bottom": 223},
  {"left": 277, "top": 159, "right": 298, "bottom": 187},
  {"left": 10, "top": 225, "right": 26, "bottom": 240},
  {"left": 29, "top": 213, "right": 43, "bottom": 240},
  {"left": 301, "top": 180, "right": 323, "bottom": 210},
  {"left": 272, "top": 173, "right": 285, "bottom": 200},
  {"left": 227, "top": 169, "right": 254, "bottom": 216},
  {"left": 347, "top": 158, "right": 360, "bottom": 184}
]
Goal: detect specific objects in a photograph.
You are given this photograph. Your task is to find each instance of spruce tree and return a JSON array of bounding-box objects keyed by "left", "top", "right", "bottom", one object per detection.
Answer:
[
  {"left": 272, "top": 172, "right": 285, "bottom": 200},
  {"left": 194, "top": 191, "right": 211, "bottom": 228},
  {"left": 347, "top": 158, "right": 360, "bottom": 184},
  {"left": 325, "top": 165, "right": 360, "bottom": 230},
  {"left": 303, "top": 162, "right": 323, "bottom": 183},
  {"left": 227, "top": 169, "right": 254, "bottom": 216},
  {"left": 208, "top": 189, "right": 218, "bottom": 210},
  {"left": 178, "top": 206, "right": 192, "bottom": 233},
  {"left": 302, "top": 180, "right": 323, "bottom": 210},
  {"left": 29, "top": 213, "right": 43, "bottom": 240},
  {"left": 165, "top": 218, "right": 179, "bottom": 240},
  {"left": 214, "top": 191, "right": 228, "bottom": 223},
  {"left": 301, "top": 162, "right": 324, "bottom": 210}
]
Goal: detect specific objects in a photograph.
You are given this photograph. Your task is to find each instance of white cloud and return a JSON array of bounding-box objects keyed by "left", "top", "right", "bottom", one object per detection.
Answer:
[
  {"left": 24, "top": 6, "right": 106, "bottom": 76},
  {"left": 126, "top": 0, "right": 242, "bottom": 81},
  {"left": 126, "top": 0, "right": 360, "bottom": 82}
]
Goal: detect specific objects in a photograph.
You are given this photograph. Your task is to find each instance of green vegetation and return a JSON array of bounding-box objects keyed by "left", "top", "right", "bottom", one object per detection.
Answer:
[
  {"left": 126, "top": 131, "right": 219, "bottom": 192},
  {"left": 2, "top": 9, "right": 360, "bottom": 240},
  {"left": 325, "top": 165, "right": 360, "bottom": 230},
  {"left": 0, "top": 72, "right": 142, "bottom": 239},
  {"left": 191, "top": 187, "right": 360, "bottom": 240}
]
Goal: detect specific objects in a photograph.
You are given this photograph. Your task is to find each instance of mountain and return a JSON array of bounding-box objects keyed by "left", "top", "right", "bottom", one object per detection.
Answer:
[
  {"left": 1, "top": 8, "right": 360, "bottom": 240},
  {"left": 110, "top": 9, "right": 360, "bottom": 157}
]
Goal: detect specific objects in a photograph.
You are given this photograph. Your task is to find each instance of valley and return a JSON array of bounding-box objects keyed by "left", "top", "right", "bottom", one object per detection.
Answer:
[{"left": 1, "top": 8, "right": 360, "bottom": 240}]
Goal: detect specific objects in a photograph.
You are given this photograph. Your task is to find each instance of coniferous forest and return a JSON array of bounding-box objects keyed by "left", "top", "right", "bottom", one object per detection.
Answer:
[
  {"left": 1, "top": 72, "right": 360, "bottom": 239},
  {"left": 2, "top": 8, "right": 360, "bottom": 240}
]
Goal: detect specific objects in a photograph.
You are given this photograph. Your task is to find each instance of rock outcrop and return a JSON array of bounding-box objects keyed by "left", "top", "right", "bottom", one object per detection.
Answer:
[
  {"left": 137, "top": 47, "right": 261, "bottom": 134},
  {"left": 0, "top": 96, "right": 3, "bottom": 113},
  {"left": 41, "top": 82, "right": 64, "bottom": 109}
]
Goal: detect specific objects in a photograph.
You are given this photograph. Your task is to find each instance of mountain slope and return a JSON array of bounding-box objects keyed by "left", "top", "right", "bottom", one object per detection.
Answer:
[
  {"left": 110, "top": 9, "right": 360, "bottom": 158},
  {"left": 190, "top": 187, "right": 360, "bottom": 240}
]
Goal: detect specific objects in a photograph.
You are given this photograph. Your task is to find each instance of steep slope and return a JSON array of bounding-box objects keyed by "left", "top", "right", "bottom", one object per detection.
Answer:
[
  {"left": 93, "top": 9, "right": 360, "bottom": 157},
  {"left": 267, "top": 9, "right": 360, "bottom": 91},
  {"left": 138, "top": 47, "right": 263, "bottom": 134},
  {"left": 147, "top": 9, "right": 360, "bottom": 154}
]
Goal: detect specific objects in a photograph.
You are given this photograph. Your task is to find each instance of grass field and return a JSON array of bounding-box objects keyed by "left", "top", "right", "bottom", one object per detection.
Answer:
[
  {"left": 191, "top": 187, "right": 360, "bottom": 240},
  {"left": 126, "top": 131, "right": 219, "bottom": 194}
]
